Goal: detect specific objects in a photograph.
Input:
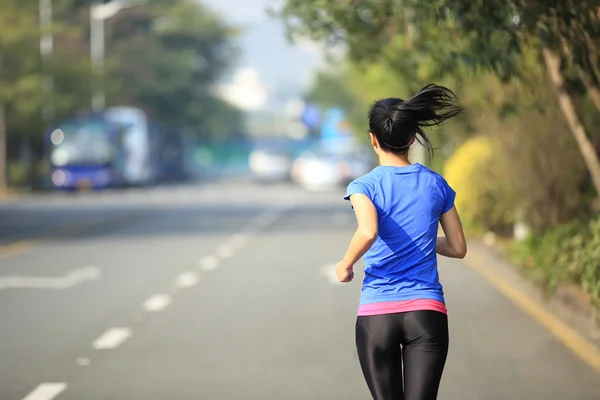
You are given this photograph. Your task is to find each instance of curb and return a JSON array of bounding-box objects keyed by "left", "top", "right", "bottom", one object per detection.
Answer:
[
  {"left": 465, "top": 239, "right": 600, "bottom": 372},
  {"left": 473, "top": 240, "right": 600, "bottom": 341}
]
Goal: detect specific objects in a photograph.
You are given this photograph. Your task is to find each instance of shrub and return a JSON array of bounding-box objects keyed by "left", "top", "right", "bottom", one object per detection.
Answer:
[
  {"left": 444, "top": 135, "right": 516, "bottom": 235},
  {"left": 510, "top": 215, "right": 600, "bottom": 309}
]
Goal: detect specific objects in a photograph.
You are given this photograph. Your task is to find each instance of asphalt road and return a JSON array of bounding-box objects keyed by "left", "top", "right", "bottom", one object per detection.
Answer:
[{"left": 0, "top": 181, "right": 599, "bottom": 400}]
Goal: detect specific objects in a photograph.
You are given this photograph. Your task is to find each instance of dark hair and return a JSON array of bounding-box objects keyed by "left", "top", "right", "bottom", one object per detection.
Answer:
[{"left": 368, "top": 84, "right": 463, "bottom": 160}]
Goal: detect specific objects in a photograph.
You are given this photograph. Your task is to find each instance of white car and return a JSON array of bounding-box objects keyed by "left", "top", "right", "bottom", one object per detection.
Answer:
[
  {"left": 248, "top": 146, "right": 292, "bottom": 183},
  {"left": 292, "top": 145, "right": 375, "bottom": 191}
]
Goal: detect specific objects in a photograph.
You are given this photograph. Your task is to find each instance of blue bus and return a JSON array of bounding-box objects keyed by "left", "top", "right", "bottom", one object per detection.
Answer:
[
  {"left": 45, "top": 113, "right": 127, "bottom": 190},
  {"left": 103, "top": 106, "right": 157, "bottom": 186},
  {"left": 45, "top": 105, "right": 199, "bottom": 190}
]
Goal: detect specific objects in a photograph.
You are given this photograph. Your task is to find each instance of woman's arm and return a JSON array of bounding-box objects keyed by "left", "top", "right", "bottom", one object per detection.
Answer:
[
  {"left": 336, "top": 194, "right": 378, "bottom": 282},
  {"left": 437, "top": 205, "right": 467, "bottom": 259}
]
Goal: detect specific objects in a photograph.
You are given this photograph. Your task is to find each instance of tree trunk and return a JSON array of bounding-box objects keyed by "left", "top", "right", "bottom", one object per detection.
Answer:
[
  {"left": 575, "top": 63, "right": 600, "bottom": 112},
  {"left": 0, "top": 98, "right": 5, "bottom": 192},
  {"left": 542, "top": 47, "right": 600, "bottom": 197},
  {"left": 0, "top": 51, "right": 6, "bottom": 193},
  {"left": 558, "top": 28, "right": 600, "bottom": 112}
]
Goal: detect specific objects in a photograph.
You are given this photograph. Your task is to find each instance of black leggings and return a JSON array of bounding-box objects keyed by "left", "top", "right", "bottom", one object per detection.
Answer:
[{"left": 355, "top": 310, "right": 449, "bottom": 400}]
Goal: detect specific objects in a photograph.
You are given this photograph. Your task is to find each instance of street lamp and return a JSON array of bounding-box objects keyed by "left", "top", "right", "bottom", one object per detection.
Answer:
[
  {"left": 39, "top": 0, "right": 54, "bottom": 123},
  {"left": 90, "top": 0, "right": 140, "bottom": 112}
]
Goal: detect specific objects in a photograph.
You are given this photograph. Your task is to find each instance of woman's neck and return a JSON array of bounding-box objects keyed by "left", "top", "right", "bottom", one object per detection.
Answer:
[{"left": 378, "top": 152, "right": 412, "bottom": 167}]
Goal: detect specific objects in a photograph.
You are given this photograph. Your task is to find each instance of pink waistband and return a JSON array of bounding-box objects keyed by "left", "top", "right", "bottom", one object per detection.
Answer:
[{"left": 357, "top": 299, "right": 447, "bottom": 316}]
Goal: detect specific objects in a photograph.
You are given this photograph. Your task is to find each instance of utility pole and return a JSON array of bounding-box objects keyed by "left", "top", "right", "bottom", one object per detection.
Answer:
[
  {"left": 91, "top": 1, "right": 140, "bottom": 112},
  {"left": 90, "top": 1, "right": 106, "bottom": 112},
  {"left": 39, "top": 0, "right": 54, "bottom": 123}
]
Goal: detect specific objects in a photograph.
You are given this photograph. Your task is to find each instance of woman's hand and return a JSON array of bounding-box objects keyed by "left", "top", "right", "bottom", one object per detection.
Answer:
[{"left": 336, "top": 262, "right": 354, "bottom": 283}]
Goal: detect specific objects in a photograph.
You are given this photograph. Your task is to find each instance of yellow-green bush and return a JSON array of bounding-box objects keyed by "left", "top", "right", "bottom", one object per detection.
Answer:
[{"left": 444, "top": 135, "right": 516, "bottom": 235}]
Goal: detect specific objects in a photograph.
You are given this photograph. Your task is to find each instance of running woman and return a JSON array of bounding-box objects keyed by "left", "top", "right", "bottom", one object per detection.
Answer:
[{"left": 335, "top": 84, "right": 467, "bottom": 400}]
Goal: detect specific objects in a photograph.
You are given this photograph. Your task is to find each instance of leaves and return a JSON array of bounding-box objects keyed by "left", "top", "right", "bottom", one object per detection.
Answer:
[{"left": 1, "top": 0, "right": 242, "bottom": 152}]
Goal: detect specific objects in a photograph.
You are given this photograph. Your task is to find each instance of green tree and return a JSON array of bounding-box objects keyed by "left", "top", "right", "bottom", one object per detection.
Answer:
[
  {"left": 105, "top": 0, "right": 242, "bottom": 139},
  {"left": 0, "top": 0, "right": 244, "bottom": 190},
  {"left": 0, "top": 0, "right": 47, "bottom": 191},
  {"left": 276, "top": 0, "right": 600, "bottom": 197},
  {"left": 0, "top": 0, "right": 101, "bottom": 190},
  {"left": 305, "top": 69, "right": 356, "bottom": 111}
]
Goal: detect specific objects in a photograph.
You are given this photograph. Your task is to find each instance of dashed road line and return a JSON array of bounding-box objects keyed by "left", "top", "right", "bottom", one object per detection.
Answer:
[
  {"left": 216, "top": 244, "right": 235, "bottom": 259},
  {"left": 17, "top": 200, "right": 298, "bottom": 400},
  {"left": 22, "top": 383, "right": 67, "bottom": 400},
  {"left": 230, "top": 233, "right": 249, "bottom": 249},
  {"left": 0, "top": 266, "right": 101, "bottom": 291},
  {"left": 143, "top": 294, "right": 172, "bottom": 312},
  {"left": 175, "top": 272, "right": 199, "bottom": 288},
  {"left": 92, "top": 327, "right": 132, "bottom": 350},
  {"left": 76, "top": 357, "right": 91, "bottom": 367},
  {"left": 198, "top": 256, "right": 220, "bottom": 271}
]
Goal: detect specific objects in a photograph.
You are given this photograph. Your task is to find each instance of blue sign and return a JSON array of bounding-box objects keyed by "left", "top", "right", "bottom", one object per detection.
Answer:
[
  {"left": 300, "top": 104, "right": 321, "bottom": 130},
  {"left": 321, "top": 107, "right": 351, "bottom": 140}
]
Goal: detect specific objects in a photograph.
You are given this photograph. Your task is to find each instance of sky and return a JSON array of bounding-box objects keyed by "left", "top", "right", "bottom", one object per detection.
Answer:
[{"left": 201, "top": 0, "right": 328, "bottom": 112}]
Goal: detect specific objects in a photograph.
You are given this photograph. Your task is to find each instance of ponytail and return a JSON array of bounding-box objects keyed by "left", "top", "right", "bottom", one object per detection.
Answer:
[{"left": 368, "top": 84, "right": 463, "bottom": 160}]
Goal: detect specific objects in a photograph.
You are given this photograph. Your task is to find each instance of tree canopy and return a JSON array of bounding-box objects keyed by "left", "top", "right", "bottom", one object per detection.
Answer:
[
  {"left": 278, "top": 0, "right": 600, "bottom": 199},
  {"left": 0, "top": 0, "right": 245, "bottom": 189}
]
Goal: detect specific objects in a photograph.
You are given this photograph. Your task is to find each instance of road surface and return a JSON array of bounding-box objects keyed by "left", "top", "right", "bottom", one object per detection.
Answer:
[{"left": 0, "top": 181, "right": 599, "bottom": 400}]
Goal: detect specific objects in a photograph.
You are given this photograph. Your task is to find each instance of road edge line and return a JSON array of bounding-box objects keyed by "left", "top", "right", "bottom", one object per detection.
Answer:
[
  {"left": 0, "top": 241, "right": 33, "bottom": 258},
  {"left": 464, "top": 250, "right": 600, "bottom": 374}
]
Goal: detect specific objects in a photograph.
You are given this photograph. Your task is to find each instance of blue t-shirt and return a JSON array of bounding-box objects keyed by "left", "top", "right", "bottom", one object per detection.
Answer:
[{"left": 344, "top": 163, "right": 456, "bottom": 306}]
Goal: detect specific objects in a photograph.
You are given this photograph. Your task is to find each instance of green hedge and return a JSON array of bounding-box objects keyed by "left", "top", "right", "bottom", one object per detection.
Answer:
[{"left": 509, "top": 215, "right": 600, "bottom": 309}]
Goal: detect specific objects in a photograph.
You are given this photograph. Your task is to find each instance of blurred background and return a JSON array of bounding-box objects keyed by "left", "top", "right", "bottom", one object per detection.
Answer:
[
  {"left": 0, "top": 0, "right": 377, "bottom": 193},
  {"left": 1, "top": 1, "right": 600, "bottom": 399}
]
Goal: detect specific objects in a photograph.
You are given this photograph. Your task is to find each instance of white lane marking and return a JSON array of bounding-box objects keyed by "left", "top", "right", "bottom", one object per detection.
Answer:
[
  {"left": 76, "top": 357, "right": 91, "bottom": 367},
  {"left": 216, "top": 244, "right": 235, "bottom": 259},
  {"left": 320, "top": 264, "right": 344, "bottom": 285},
  {"left": 230, "top": 234, "right": 249, "bottom": 249},
  {"left": 0, "top": 266, "right": 101, "bottom": 290},
  {"left": 143, "top": 294, "right": 172, "bottom": 312},
  {"left": 175, "top": 272, "right": 199, "bottom": 288},
  {"left": 22, "top": 383, "right": 67, "bottom": 400},
  {"left": 198, "top": 256, "right": 220, "bottom": 271},
  {"left": 92, "top": 328, "right": 132, "bottom": 350}
]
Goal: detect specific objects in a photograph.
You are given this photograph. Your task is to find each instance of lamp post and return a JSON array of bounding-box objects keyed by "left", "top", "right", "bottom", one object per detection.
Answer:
[
  {"left": 90, "top": 1, "right": 139, "bottom": 112},
  {"left": 39, "top": 0, "right": 54, "bottom": 123}
]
